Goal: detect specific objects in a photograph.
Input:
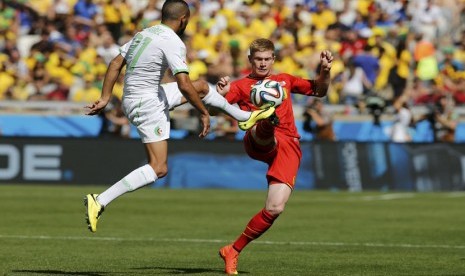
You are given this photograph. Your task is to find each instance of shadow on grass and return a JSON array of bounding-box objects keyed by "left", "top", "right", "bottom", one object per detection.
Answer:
[
  {"left": 11, "top": 270, "right": 106, "bottom": 276},
  {"left": 11, "top": 267, "right": 251, "bottom": 275},
  {"left": 134, "top": 266, "right": 249, "bottom": 274}
]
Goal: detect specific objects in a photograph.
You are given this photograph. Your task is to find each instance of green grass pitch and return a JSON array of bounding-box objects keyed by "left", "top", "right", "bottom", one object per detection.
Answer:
[{"left": 0, "top": 184, "right": 464, "bottom": 276}]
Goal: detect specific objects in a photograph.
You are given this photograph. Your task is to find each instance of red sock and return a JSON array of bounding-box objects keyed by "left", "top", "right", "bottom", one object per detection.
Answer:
[{"left": 232, "top": 208, "right": 279, "bottom": 252}]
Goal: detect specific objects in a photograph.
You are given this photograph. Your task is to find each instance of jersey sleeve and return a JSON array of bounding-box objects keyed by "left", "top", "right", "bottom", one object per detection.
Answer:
[
  {"left": 163, "top": 40, "right": 189, "bottom": 75},
  {"left": 224, "top": 82, "right": 241, "bottom": 104},
  {"left": 119, "top": 39, "right": 132, "bottom": 59},
  {"left": 287, "top": 73, "right": 316, "bottom": 96}
]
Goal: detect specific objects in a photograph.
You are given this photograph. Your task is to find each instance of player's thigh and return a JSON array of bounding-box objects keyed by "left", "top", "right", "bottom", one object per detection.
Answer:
[
  {"left": 162, "top": 82, "right": 184, "bottom": 110},
  {"left": 163, "top": 80, "right": 208, "bottom": 110},
  {"left": 244, "top": 130, "right": 277, "bottom": 162},
  {"left": 123, "top": 96, "right": 170, "bottom": 143},
  {"left": 266, "top": 136, "right": 301, "bottom": 186}
]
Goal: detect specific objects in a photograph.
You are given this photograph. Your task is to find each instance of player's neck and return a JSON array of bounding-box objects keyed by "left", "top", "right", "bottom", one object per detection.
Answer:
[
  {"left": 160, "top": 21, "right": 179, "bottom": 34},
  {"left": 248, "top": 73, "right": 271, "bottom": 80}
]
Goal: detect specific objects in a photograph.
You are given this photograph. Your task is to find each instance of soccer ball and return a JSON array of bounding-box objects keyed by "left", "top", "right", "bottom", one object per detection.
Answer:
[{"left": 250, "top": 79, "right": 285, "bottom": 109}]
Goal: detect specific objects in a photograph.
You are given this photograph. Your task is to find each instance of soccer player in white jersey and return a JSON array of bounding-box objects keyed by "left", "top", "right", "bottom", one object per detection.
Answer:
[{"left": 83, "top": 0, "right": 274, "bottom": 233}]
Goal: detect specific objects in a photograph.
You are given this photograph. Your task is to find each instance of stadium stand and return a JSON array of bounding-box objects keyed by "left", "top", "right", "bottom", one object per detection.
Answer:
[{"left": 0, "top": 0, "right": 464, "bottom": 142}]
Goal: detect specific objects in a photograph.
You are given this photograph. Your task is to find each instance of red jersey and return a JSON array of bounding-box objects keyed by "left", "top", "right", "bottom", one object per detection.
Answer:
[{"left": 225, "top": 73, "right": 316, "bottom": 139}]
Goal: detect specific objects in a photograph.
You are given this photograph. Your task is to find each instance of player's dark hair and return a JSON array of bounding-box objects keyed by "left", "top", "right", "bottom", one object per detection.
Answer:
[
  {"left": 161, "top": 0, "right": 189, "bottom": 22},
  {"left": 249, "top": 38, "right": 275, "bottom": 56}
]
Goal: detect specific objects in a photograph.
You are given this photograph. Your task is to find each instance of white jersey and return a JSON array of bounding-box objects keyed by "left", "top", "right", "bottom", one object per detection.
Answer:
[
  {"left": 119, "top": 24, "right": 189, "bottom": 97},
  {"left": 119, "top": 24, "right": 188, "bottom": 143}
]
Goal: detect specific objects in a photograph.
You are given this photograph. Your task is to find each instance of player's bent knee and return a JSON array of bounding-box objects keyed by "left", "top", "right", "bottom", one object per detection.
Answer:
[
  {"left": 192, "top": 79, "right": 209, "bottom": 97},
  {"left": 266, "top": 204, "right": 285, "bottom": 216},
  {"left": 250, "top": 130, "right": 276, "bottom": 147}
]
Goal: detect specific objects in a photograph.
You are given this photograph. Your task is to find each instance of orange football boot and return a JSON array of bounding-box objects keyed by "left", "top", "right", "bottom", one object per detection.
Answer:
[{"left": 219, "top": 244, "right": 239, "bottom": 275}]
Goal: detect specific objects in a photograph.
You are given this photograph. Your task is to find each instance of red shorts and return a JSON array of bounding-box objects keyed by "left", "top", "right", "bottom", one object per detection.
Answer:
[{"left": 244, "top": 131, "right": 302, "bottom": 189}]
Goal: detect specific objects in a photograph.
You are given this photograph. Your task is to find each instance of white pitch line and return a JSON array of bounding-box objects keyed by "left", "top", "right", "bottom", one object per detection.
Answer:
[
  {"left": 361, "top": 193, "right": 416, "bottom": 201},
  {"left": 0, "top": 235, "right": 464, "bottom": 250},
  {"left": 445, "top": 192, "right": 465, "bottom": 198}
]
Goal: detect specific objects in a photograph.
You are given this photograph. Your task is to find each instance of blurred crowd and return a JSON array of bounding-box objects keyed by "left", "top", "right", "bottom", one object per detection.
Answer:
[{"left": 0, "top": 0, "right": 465, "bottom": 139}]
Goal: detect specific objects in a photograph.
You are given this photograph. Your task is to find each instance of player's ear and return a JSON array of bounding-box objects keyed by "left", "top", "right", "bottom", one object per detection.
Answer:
[{"left": 180, "top": 16, "right": 187, "bottom": 26}]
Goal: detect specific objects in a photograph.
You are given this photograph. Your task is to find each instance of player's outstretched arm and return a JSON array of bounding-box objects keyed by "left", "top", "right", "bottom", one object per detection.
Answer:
[
  {"left": 86, "top": 54, "right": 126, "bottom": 115},
  {"left": 313, "top": 50, "right": 333, "bottom": 97}
]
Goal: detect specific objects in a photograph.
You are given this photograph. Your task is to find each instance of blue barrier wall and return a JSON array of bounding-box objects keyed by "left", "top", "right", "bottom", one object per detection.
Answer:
[
  {"left": 0, "top": 115, "right": 102, "bottom": 137},
  {"left": 2, "top": 114, "right": 464, "bottom": 142},
  {"left": 154, "top": 153, "right": 315, "bottom": 190},
  {"left": 1, "top": 138, "right": 463, "bottom": 191}
]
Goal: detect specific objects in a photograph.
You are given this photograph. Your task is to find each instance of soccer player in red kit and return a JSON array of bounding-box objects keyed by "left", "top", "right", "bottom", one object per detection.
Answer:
[{"left": 216, "top": 38, "right": 333, "bottom": 274}]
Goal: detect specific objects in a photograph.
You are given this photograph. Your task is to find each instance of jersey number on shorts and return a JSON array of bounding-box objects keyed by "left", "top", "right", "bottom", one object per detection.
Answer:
[{"left": 127, "top": 33, "right": 153, "bottom": 73}]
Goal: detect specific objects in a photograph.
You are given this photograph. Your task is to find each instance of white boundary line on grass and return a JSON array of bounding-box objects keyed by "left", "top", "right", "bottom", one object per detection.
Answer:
[
  {"left": 1, "top": 235, "right": 464, "bottom": 250},
  {"left": 360, "top": 193, "right": 416, "bottom": 201},
  {"left": 446, "top": 192, "right": 465, "bottom": 198}
]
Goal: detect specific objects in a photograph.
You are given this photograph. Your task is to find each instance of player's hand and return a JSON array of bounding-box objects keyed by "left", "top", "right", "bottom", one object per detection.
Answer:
[
  {"left": 216, "top": 76, "right": 231, "bottom": 96},
  {"left": 198, "top": 113, "right": 210, "bottom": 138},
  {"left": 320, "top": 50, "right": 333, "bottom": 72},
  {"left": 85, "top": 98, "right": 109, "bottom": 115}
]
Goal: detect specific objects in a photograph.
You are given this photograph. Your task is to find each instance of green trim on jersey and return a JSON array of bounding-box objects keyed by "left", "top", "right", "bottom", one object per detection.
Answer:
[
  {"left": 135, "top": 98, "right": 142, "bottom": 126},
  {"left": 173, "top": 69, "right": 189, "bottom": 75}
]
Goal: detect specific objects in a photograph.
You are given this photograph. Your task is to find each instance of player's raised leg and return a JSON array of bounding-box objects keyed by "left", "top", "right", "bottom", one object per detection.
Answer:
[
  {"left": 164, "top": 80, "right": 275, "bottom": 130},
  {"left": 198, "top": 81, "right": 276, "bottom": 130}
]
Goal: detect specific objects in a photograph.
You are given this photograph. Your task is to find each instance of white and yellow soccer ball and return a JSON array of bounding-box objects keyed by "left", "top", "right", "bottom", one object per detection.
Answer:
[{"left": 250, "top": 79, "right": 285, "bottom": 109}]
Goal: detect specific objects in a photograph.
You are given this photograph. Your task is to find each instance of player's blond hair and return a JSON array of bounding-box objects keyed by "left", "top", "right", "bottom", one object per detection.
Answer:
[{"left": 249, "top": 38, "right": 275, "bottom": 56}]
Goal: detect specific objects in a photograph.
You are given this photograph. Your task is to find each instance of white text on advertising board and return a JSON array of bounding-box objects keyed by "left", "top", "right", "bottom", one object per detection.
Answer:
[{"left": 0, "top": 145, "right": 62, "bottom": 181}]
